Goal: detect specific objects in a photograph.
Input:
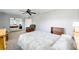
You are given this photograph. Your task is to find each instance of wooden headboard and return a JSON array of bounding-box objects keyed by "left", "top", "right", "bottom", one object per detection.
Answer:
[{"left": 51, "top": 27, "right": 64, "bottom": 35}]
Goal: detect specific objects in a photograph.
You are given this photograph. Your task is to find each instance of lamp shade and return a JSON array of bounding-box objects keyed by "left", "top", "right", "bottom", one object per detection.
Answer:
[
  {"left": 73, "top": 22, "right": 79, "bottom": 32},
  {"left": 73, "top": 22, "right": 79, "bottom": 27}
]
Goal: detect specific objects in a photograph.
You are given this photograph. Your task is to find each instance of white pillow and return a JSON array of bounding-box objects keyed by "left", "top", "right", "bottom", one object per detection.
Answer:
[{"left": 51, "top": 34, "right": 75, "bottom": 50}]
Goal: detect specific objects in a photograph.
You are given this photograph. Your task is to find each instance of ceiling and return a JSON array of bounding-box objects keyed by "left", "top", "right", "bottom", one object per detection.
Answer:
[{"left": 0, "top": 9, "right": 52, "bottom": 18}]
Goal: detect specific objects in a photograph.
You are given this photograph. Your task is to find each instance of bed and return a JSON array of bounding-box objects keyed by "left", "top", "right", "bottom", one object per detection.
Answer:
[{"left": 17, "top": 27, "right": 76, "bottom": 50}]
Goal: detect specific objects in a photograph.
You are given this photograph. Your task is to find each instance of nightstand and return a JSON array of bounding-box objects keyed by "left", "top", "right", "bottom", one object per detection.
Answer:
[{"left": 74, "top": 32, "right": 79, "bottom": 50}]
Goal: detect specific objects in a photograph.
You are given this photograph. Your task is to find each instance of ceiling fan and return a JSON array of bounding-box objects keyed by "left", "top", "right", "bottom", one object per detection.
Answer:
[{"left": 20, "top": 9, "right": 36, "bottom": 16}]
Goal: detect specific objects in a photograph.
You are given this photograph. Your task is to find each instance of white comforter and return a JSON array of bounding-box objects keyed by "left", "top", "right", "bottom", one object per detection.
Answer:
[{"left": 18, "top": 31, "right": 76, "bottom": 50}]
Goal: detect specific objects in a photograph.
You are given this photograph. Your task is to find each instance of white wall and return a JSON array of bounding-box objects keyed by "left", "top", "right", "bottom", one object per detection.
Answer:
[
  {"left": 32, "top": 9, "right": 79, "bottom": 36},
  {"left": 0, "top": 13, "right": 25, "bottom": 31}
]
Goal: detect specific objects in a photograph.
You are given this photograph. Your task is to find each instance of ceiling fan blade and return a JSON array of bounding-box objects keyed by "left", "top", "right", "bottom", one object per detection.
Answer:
[
  {"left": 22, "top": 13, "right": 26, "bottom": 14},
  {"left": 19, "top": 10, "right": 25, "bottom": 12},
  {"left": 31, "top": 12, "right": 36, "bottom": 14},
  {"left": 28, "top": 12, "right": 31, "bottom": 15}
]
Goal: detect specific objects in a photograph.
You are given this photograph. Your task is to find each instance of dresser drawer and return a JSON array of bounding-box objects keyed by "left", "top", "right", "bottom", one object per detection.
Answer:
[{"left": 0, "top": 37, "right": 4, "bottom": 50}]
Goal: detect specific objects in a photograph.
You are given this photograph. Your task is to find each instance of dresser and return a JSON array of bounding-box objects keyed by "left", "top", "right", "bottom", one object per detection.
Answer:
[{"left": 0, "top": 29, "right": 6, "bottom": 50}]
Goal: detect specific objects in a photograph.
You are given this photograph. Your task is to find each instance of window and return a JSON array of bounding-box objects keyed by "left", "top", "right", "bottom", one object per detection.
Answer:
[
  {"left": 10, "top": 18, "right": 16, "bottom": 26},
  {"left": 9, "top": 18, "right": 23, "bottom": 31},
  {"left": 10, "top": 18, "right": 22, "bottom": 26},
  {"left": 25, "top": 18, "right": 32, "bottom": 27}
]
